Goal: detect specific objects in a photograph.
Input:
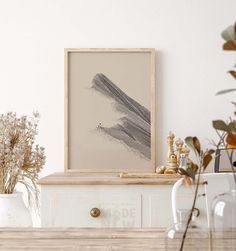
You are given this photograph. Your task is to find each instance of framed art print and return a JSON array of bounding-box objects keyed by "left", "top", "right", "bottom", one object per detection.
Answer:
[{"left": 65, "top": 48, "right": 156, "bottom": 173}]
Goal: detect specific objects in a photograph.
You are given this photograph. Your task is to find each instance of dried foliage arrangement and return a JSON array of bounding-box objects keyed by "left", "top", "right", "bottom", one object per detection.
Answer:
[
  {"left": 178, "top": 137, "right": 214, "bottom": 251},
  {"left": 212, "top": 119, "right": 236, "bottom": 184},
  {"left": 177, "top": 137, "right": 214, "bottom": 179},
  {"left": 0, "top": 112, "right": 45, "bottom": 206},
  {"left": 212, "top": 21, "right": 236, "bottom": 183},
  {"left": 216, "top": 22, "right": 236, "bottom": 95},
  {"left": 179, "top": 21, "right": 236, "bottom": 251}
]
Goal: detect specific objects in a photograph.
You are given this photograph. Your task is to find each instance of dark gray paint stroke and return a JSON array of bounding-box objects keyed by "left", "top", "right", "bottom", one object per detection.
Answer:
[
  {"left": 91, "top": 73, "right": 151, "bottom": 160},
  {"left": 92, "top": 73, "right": 150, "bottom": 124},
  {"left": 97, "top": 125, "right": 151, "bottom": 160}
]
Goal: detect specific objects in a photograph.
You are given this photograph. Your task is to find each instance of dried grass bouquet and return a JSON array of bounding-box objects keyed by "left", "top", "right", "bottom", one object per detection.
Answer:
[{"left": 0, "top": 112, "right": 45, "bottom": 205}]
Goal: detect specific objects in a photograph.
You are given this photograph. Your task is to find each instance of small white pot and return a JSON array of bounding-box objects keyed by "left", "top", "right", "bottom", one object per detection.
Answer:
[{"left": 0, "top": 192, "right": 32, "bottom": 227}]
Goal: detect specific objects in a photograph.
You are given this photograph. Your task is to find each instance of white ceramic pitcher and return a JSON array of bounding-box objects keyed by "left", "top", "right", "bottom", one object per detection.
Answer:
[{"left": 0, "top": 192, "right": 32, "bottom": 227}]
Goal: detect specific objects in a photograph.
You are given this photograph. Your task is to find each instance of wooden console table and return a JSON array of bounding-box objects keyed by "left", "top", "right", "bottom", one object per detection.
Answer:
[
  {"left": 38, "top": 173, "right": 230, "bottom": 229},
  {"left": 0, "top": 228, "right": 235, "bottom": 250}
]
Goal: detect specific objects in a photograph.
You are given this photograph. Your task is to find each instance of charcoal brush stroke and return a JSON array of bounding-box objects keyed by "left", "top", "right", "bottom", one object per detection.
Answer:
[
  {"left": 92, "top": 74, "right": 150, "bottom": 124},
  {"left": 97, "top": 124, "right": 151, "bottom": 159},
  {"left": 91, "top": 73, "right": 151, "bottom": 159}
]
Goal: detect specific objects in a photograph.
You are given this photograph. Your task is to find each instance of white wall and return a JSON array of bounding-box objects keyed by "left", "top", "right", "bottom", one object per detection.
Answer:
[{"left": 0, "top": 0, "right": 236, "bottom": 176}]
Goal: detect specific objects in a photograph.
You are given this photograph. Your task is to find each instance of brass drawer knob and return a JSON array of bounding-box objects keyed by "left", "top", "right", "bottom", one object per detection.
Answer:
[{"left": 90, "top": 208, "right": 101, "bottom": 218}]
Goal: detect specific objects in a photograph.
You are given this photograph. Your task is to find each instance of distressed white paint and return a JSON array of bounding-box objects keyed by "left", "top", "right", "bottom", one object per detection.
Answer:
[
  {"left": 45, "top": 193, "right": 141, "bottom": 228},
  {"left": 40, "top": 173, "right": 232, "bottom": 228}
]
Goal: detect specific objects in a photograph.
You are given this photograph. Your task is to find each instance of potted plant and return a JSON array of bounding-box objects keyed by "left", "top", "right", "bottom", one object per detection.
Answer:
[
  {"left": 166, "top": 137, "right": 214, "bottom": 251},
  {"left": 215, "top": 22, "right": 236, "bottom": 150},
  {"left": 0, "top": 112, "right": 45, "bottom": 227},
  {"left": 175, "top": 22, "right": 236, "bottom": 250}
]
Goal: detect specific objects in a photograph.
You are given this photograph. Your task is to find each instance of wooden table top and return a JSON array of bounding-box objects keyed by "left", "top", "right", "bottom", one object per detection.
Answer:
[
  {"left": 0, "top": 228, "right": 235, "bottom": 250},
  {"left": 38, "top": 172, "right": 180, "bottom": 185}
]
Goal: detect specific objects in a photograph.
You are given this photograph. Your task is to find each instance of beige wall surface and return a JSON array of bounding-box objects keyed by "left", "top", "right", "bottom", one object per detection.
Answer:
[
  {"left": 0, "top": 0, "right": 236, "bottom": 176},
  {"left": 1, "top": 0, "right": 236, "bottom": 226},
  {"left": 68, "top": 51, "right": 151, "bottom": 170}
]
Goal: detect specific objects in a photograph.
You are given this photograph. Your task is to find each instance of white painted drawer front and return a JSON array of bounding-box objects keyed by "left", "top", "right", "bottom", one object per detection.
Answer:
[
  {"left": 149, "top": 186, "right": 207, "bottom": 228},
  {"left": 45, "top": 193, "right": 141, "bottom": 228},
  {"left": 40, "top": 174, "right": 232, "bottom": 228}
]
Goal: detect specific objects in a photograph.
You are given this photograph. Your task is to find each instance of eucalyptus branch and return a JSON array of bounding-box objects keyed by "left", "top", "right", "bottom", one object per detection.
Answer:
[
  {"left": 178, "top": 137, "right": 214, "bottom": 251},
  {"left": 179, "top": 157, "right": 203, "bottom": 251}
]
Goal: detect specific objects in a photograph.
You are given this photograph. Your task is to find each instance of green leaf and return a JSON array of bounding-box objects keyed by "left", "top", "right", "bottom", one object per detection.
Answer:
[
  {"left": 221, "top": 25, "right": 236, "bottom": 42},
  {"left": 216, "top": 89, "right": 236, "bottom": 95},
  {"left": 207, "top": 149, "right": 215, "bottom": 155},
  {"left": 212, "top": 120, "right": 229, "bottom": 131},
  {"left": 193, "top": 137, "right": 201, "bottom": 155},
  {"left": 178, "top": 165, "right": 198, "bottom": 180},
  {"left": 185, "top": 137, "right": 196, "bottom": 153},
  {"left": 191, "top": 163, "right": 199, "bottom": 173},
  {"left": 203, "top": 154, "right": 213, "bottom": 170},
  {"left": 178, "top": 168, "right": 189, "bottom": 176},
  {"left": 228, "top": 122, "right": 236, "bottom": 133},
  {"left": 186, "top": 167, "right": 196, "bottom": 180}
]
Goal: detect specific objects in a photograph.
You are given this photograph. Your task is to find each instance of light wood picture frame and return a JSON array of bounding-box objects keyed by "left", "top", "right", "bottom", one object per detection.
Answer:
[{"left": 65, "top": 48, "right": 156, "bottom": 173}]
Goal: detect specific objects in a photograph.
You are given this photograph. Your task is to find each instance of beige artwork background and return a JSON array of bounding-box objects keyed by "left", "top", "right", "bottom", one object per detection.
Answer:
[{"left": 67, "top": 50, "right": 152, "bottom": 171}]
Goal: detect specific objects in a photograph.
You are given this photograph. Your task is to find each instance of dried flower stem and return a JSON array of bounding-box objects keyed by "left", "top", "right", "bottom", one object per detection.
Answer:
[{"left": 179, "top": 158, "right": 203, "bottom": 251}]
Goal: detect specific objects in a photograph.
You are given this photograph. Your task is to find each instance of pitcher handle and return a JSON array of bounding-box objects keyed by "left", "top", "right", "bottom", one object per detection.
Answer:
[{"left": 171, "top": 177, "right": 184, "bottom": 224}]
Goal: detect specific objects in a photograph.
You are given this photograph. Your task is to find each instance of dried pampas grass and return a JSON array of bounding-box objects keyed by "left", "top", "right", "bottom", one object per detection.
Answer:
[{"left": 0, "top": 112, "right": 45, "bottom": 208}]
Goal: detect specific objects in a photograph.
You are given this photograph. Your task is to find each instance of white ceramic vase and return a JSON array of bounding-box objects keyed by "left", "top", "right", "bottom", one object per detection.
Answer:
[{"left": 0, "top": 193, "right": 32, "bottom": 227}]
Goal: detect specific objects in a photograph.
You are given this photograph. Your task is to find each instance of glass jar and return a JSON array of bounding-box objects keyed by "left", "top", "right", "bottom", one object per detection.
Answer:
[
  {"left": 211, "top": 174, "right": 236, "bottom": 229},
  {"left": 210, "top": 174, "right": 236, "bottom": 249},
  {"left": 166, "top": 209, "right": 209, "bottom": 250}
]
